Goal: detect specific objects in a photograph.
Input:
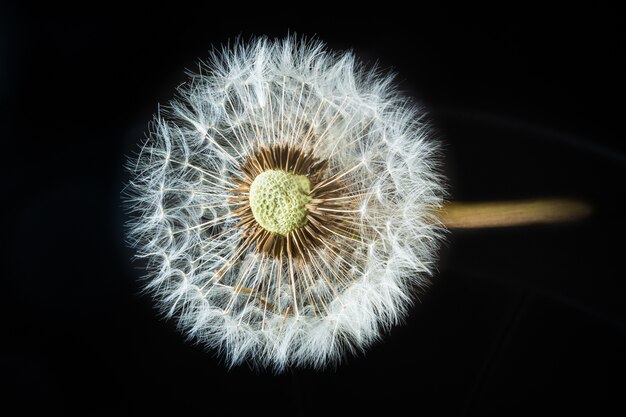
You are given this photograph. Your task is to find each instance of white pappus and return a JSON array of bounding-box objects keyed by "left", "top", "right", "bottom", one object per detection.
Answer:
[{"left": 125, "top": 36, "right": 445, "bottom": 371}]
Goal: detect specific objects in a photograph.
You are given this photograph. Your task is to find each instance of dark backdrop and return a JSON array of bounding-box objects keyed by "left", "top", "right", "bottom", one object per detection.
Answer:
[{"left": 2, "top": 4, "right": 625, "bottom": 416}]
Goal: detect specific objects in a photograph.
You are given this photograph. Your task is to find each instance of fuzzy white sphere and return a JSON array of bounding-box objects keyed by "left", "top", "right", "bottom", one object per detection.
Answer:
[{"left": 126, "top": 37, "right": 445, "bottom": 370}]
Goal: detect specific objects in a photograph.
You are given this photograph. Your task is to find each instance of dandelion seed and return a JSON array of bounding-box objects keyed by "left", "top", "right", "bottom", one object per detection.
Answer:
[{"left": 125, "top": 37, "right": 445, "bottom": 370}]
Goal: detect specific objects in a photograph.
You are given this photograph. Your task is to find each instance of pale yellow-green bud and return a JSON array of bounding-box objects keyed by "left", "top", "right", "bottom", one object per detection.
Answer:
[{"left": 248, "top": 170, "right": 312, "bottom": 236}]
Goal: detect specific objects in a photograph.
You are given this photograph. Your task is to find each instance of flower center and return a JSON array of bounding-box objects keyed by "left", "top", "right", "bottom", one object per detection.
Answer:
[{"left": 248, "top": 170, "right": 312, "bottom": 236}]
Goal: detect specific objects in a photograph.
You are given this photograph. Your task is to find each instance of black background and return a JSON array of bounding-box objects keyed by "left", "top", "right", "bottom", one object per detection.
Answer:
[{"left": 2, "top": 4, "right": 625, "bottom": 416}]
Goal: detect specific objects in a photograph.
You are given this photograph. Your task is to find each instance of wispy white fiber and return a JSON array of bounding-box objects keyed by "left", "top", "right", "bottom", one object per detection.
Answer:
[{"left": 125, "top": 36, "right": 445, "bottom": 371}]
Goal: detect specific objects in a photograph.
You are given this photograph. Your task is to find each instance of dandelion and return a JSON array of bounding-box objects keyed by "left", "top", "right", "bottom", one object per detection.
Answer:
[{"left": 125, "top": 37, "right": 445, "bottom": 370}]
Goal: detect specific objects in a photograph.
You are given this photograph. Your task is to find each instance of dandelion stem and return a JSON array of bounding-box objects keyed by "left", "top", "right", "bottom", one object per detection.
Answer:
[{"left": 437, "top": 198, "right": 591, "bottom": 229}]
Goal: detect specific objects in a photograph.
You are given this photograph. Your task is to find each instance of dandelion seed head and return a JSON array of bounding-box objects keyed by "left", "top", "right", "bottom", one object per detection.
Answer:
[{"left": 125, "top": 36, "right": 446, "bottom": 371}]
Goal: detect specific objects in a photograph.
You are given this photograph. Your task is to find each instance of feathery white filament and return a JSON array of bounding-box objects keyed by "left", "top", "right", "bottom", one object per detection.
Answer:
[{"left": 125, "top": 37, "right": 445, "bottom": 370}]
